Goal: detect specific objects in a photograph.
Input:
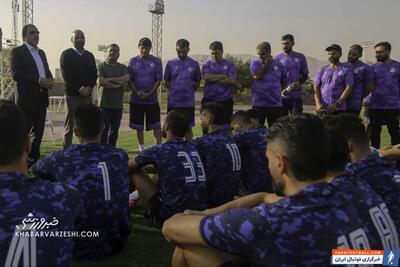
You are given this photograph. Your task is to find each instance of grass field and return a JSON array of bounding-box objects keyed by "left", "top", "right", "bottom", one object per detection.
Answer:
[{"left": 39, "top": 124, "right": 392, "bottom": 267}]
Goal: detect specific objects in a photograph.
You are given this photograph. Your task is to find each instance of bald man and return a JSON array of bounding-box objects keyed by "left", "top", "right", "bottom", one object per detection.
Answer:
[{"left": 60, "top": 30, "right": 97, "bottom": 148}]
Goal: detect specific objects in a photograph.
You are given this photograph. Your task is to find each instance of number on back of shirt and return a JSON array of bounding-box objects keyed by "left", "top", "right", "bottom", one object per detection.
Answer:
[
  {"left": 178, "top": 151, "right": 206, "bottom": 183},
  {"left": 337, "top": 203, "right": 399, "bottom": 251},
  {"left": 226, "top": 144, "right": 241, "bottom": 171},
  {"left": 5, "top": 225, "right": 37, "bottom": 267},
  {"left": 98, "top": 162, "right": 111, "bottom": 201}
]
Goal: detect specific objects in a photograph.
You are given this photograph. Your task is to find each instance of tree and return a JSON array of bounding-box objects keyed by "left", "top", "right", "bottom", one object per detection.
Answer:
[{"left": 225, "top": 54, "right": 252, "bottom": 100}]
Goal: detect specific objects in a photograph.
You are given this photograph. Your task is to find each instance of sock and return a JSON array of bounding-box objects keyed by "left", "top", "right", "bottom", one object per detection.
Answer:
[{"left": 139, "top": 144, "right": 145, "bottom": 151}]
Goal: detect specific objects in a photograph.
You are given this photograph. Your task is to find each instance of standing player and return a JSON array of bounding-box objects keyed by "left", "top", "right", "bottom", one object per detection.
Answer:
[
  {"left": 231, "top": 111, "right": 272, "bottom": 193},
  {"left": 275, "top": 34, "right": 309, "bottom": 116},
  {"left": 0, "top": 100, "right": 82, "bottom": 267},
  {"left": 128, "top": 38, "right": 163, "bottom": 151},
  {"left": 164, "top": 39, "right": 201, "bottom": 140},
  {"left": 314, "top": 44, "right": 353, "bottom": 115},
  {"left": 191, "top": 102, "right": 241, "bottom": 207},
  {"left": 250, "top": 42, "right": 287, "bottom": 126},
  {"left": 129, "top": 110, "right": 207, "bottom": 227},
  {"left": 369, "top": 42, "right": 400, "bottom": 148},
  {"left": 345, "top": 44, "right": 374, "bottom": 115},
  {"left": 202, "top": 41, "right": 237, "bottom": 131},
  {"left": 32, "top": 104, "right": 132, "bottom": 260},
  {"left": 162, "top": 114, "right": 393, "bottom": 267}
]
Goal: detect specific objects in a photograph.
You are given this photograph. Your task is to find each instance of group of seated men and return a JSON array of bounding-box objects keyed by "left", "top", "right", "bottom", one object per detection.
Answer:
[{"left": 0, "top": 99, "right": 399, "bottom": 266}]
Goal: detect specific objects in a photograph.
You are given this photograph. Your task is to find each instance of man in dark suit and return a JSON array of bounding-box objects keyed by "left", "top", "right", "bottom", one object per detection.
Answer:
[{"left": 10, "top": 24, "right": 53, "bottom": 166}]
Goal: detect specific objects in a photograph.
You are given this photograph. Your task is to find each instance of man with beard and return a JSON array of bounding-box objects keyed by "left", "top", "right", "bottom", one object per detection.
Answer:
[
  {"left": 314, "top": 44, "right": 354, "bottom": 115},
  {"left": 129, "top": 110, "right": 207, "bottom": 227},
  {"left": 369, "top": 42, "right": 400, "bottom": 148},
  {"left": 162, "top": 114, "right": 389, "bottom": 267},
  {"left": 164, "top": 39, "right": 201, "bottom": 140},
  {"left": 191, "top": 102, "right": 241, "bottom": 207},
  {"left": 345, "top": 44, "right": 374, "bottom": 115},
  {"left": 60, "top": 30, "right": 97, "bottom": 148},
  {"left": 275, "top": 34, "right": 309, "bottom": 116}
]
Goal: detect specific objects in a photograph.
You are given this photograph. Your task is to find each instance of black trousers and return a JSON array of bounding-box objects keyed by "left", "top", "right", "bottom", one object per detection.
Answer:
[
  {"left": 100, "top": 108, "right": 123, "bottom": 147},
  {"left": 282, "top": 98, "right": 303, "bottom": 116},
  {"left": 21, "top": 104, "right": 47, "bottom": 162},
  {"left": 252, "top": 106, "right": 282, "bottom": 127},
  {"left": 369, "top": 108, "right": 400, "bottom": 148}
]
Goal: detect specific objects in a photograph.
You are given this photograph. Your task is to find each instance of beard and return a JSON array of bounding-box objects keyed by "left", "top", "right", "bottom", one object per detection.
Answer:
[
  {"left": 201, "top": 125, "right": 209, "bottom": 135},
  {"left": 376, "top": 56, "right": 387, "bottom": 62}
]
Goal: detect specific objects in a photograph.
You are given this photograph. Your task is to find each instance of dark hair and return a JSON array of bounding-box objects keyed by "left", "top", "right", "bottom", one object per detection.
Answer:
[
  {"left": 165, "top": 110, "right": 189, "bottom": 138},
  {"left": 232, "top": 110, "right": 252, "bottom": 125},
  {"left": 138, "top": 37, "right": 152, "bottom": 47},
  {"left": 246, "top": 108, "right": 262, "bottom": 122},
  {"left": 350, "top": 44, "right": 363, "bottom": 54},
  {"left": 176, "top": 39, "right": 190, "bottom": 49},
  {"left": 325, "top": 128, "right": 349, "bottom": 172},
  {"left": 257, "top": 42, "right": 271, "bottom": 54},
  {"left": 267, "top": 114, "right": 328, "bottom": 181},
  {"left": 374, "top": 41, "right": 391, "bottom": 51},
  {"left": 322, "top": 113, "right": 369, "bottom": 146},
  {"left": 0, "top": 100, "right": 28, "bottom": 165},
  {"left": 281, "top": 34, "right": 294, "bottom": 43},
  {"left": 209, "top": 41, "right": 223, "bottom": 51},
  {"left": 107, "top": 43, "right": 120, "bottom": 50},
  {"left": 200, "top": 102, "right": 225, "bottom": 125},
  {"left": 74, "top": 104, "right": 102, "bottom": 140},
  {"left": 22, "top": 24, "right": 36, "bottom": 38}
]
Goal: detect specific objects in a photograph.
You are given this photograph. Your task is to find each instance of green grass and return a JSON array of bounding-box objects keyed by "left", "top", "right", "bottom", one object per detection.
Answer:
[{"left": 39, "top": 123, "right": 391, "bottom": 267}]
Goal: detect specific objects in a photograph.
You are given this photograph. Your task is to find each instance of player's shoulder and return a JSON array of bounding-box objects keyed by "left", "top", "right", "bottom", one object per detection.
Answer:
[{"left": 149, "top": 54, "right": 162, "bottom": 63}]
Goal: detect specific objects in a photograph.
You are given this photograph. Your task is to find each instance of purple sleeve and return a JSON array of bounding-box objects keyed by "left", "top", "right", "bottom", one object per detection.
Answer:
[
  {"left": 135, "top": 146, "right": 158, "bottom": 168},
  {"left": 128, "top": 60, "right": 135, "bottom": 80},
  {"left": 314, "top": 67, "right": 323, "bottom": 86},
  {"left": 344, "top": 67, "right": 354, "bottom": 86},
  {"left": 250, "top": 60, "right": 262, "bottom": 76},
  {"left": 279, "top": 63, "right": 288, "bottom": 88},
  {"left": 199, "top": 207, "right": 273, "bottom": 256},
  {"left": 31, "top": 153, "right": 58, "bottom": 179},
  {"left": 164, "top": 62, "right": 171, "bottom": 82},
  {"left": 300, "top": 55, "right": 309, "bottom": 83},
  {"left": 228, "top": 62, "right": 237, "bottom": 80},
  {"left": 364, "top": 65, "right": 373, "bottom": 85},
  {"left": 202, "top": 61, "right": 211, "bottom": 76},
  {"left": 195, "top": 62, "right": 202, "bottom": 81},
  {"left": 156, "top": 58, "right": 163, "bottom": 81}
]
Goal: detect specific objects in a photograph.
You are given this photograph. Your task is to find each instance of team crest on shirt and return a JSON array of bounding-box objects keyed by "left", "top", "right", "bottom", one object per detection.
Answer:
[
  {"left": 188, "top": 67, "right": 193, "bottom": 72},
  {"left": 294, "top": 57, "right": 300, "bottom": 63},
  {"left": 150, "top": 63, "right": 155, "bottom": 68},
  {"left": 274, "top": 65, "right": 279, "bottom": 71},
  {"left": 338, "top": 70, "right": 344, "bottom": 76},
  {"left": 354, "top": 67, "right": 364, "bottom": 74},
  {"left": 390, "top": 68, "right": 397, "bottom": 73},
  {"left": 223, "top": 65, "right": 228, "bottom": 70}
]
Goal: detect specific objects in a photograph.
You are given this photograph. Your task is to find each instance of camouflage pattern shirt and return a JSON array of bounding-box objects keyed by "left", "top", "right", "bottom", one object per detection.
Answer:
[
  {"left": 191, "top": 130, "right": 241, "bottom": 207},
  {"left": 0, "top": 172, "right": 82, "bottom": 267},
  {"left": 200, "top": 182, "right": 392, "bottom": 266},
  {"left": 233, "top": 126, "right": 273, "bottom": 194},
  {"left": 32, "top": 143, "right": 132, "bottom": 260},
  {"left": 135, "top": 138, "right": 207, "bottom": 221}
]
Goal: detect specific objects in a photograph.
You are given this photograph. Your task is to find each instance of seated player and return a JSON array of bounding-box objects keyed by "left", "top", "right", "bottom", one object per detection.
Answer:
[
  {"left": 323, "top": 124, "right": 399, "bottom": 249},
  {"left": 323, "top": 113, "right": 400, "bottom": 233},
  {"left": 162, "top": 114, "right": 391, "bottom": 267},
  {"left": 129, "top": 110, "right": 207, "bottom": 227},
  {"left": 32, "top": 104, "right": 132, "bottom": 260},
  {"left": 0, "top": 100, "right": 82, "bottom": 267},
  {"left": 191, "top": 102, "right": 241, "bottom": 207},
  {"left": 246, "top": 108, "right": 265, "bottom": 128},
  {"left": 231, "top": 111, "right": 273, "bottom": 193}
]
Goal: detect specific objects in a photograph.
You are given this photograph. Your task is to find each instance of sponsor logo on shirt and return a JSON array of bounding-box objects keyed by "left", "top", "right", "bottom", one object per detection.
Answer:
[{"left": 188, "top": 67, "right": 193, "bottom": 72}]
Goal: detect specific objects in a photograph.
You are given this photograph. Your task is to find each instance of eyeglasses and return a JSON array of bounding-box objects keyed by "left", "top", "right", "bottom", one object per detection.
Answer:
[{"left": 29, "top": 30, "right": 40, "bottom": 35}]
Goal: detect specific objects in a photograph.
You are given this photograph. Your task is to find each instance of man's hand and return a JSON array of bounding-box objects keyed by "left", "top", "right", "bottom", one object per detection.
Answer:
[
  {"left": 140, "top": 91, "right": 153, "bottom": 99},
  {"left": 264, "top": 55, "right": 273, "bottom": 66},
  {"left": 79, "top": 87, "right": 91, "bottom": 97},
  {"left": 39, "top": 78, "right": 54, "bottom": 89},
  {"left": 316, "top": 104, "right": 325, "bottom": 112},
  {"left": 291, "top": 81, "right": 301, "bottom": 89},
  {"left": 363, "top": 98, "right": 370, "bottom": 106},
  {"left": 327, "top": 103, "right": 337, "bottom": 112}
]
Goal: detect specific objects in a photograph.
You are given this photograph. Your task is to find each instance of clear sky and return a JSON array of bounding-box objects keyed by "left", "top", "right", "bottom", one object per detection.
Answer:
[{"left": 1, "top": 0, "right": 399, "bottom": 72}]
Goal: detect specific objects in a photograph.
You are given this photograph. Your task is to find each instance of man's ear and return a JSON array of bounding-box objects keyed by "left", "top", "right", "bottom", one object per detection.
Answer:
[
  {"left": 276, "top": 153, "right": 287, "bottom": 175},
  {"left": 347, "top": 141, "right": 354, "bottom": 153}
]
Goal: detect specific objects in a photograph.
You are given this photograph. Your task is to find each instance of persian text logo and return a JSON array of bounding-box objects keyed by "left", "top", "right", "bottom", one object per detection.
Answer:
[{"left": 16, "top": 213, "right": 59, "bottom": 230}]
